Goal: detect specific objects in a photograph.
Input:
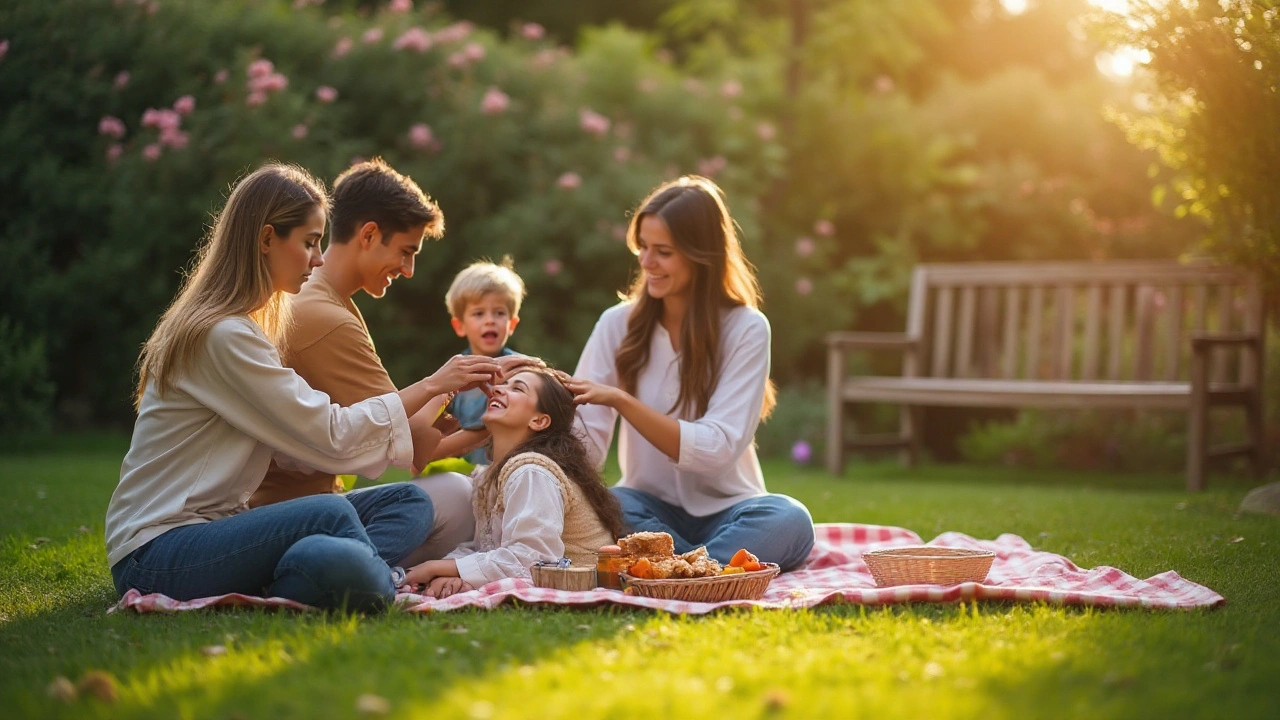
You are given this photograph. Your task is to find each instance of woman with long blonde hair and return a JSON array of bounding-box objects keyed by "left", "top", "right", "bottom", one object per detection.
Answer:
[
  {"left": 106, "top": 163, "right": 501, "bottom": 610},
  {"left": 564, "top": 176, "right": 815, "bottom": 572}
]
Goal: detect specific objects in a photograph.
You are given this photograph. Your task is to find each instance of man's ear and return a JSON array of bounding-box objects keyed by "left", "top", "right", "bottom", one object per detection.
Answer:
[
  {"left": 259, "top": 224, "right": 275, "bottom": 255},
  {"left": 450, "top": 317, "right": 467, "bottom": 338},
  {"left": 358, "top": 221, "right": 381, "bottom": 249},
  {"left": 528, "top": 412, "right": 551, "bottom": 433}
]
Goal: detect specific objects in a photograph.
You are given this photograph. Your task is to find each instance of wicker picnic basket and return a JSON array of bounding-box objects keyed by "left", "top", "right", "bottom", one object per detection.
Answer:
[
  {"left": 862, "top": 546, "right": 994, "bottom": 587},
  {"left": 622, "top": 563, "right": 780, "bottom": 602}
]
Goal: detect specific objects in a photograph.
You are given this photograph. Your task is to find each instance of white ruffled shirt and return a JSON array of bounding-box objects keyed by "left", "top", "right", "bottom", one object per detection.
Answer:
[
  {"left": 446, "top": 464, "right": 565, "bottom": 587},
  {"left": 572, "top": 302, "right": 771, "bottom": 516},
  {"left": 105, "top": 316, "right": 414, "bottom": 567}
]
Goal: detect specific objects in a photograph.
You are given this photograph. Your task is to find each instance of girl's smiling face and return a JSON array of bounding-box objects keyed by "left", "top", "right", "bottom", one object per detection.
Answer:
[{"left": 482, "top": 371, "right": 550, "bottom": 435}]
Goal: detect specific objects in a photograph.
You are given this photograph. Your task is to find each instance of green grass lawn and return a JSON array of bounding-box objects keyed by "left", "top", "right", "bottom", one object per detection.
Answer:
[{"left": 2, "top": 435, "right": 1277, "bottom": 720}]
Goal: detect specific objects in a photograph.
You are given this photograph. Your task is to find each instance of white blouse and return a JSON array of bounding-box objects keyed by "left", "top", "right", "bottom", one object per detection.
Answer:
[
  {"left": 105, "top": 316, "right": 414, "bottom": 567},
  {"left": 572, "top": 302, "right": 770, "bottom": 516},
  {"left": 446, "top": 464, "right": 566, "bottom": 587}
]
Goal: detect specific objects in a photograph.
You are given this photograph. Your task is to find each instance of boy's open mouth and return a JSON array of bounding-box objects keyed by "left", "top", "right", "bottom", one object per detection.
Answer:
[{"left": 481, "top": 330, "right": 500, "bottom": 341}]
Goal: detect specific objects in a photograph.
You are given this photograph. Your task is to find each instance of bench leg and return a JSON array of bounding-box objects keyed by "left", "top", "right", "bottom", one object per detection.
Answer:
[
  {"left": 899, "top": 405, "right": 922, "bottom": 468},
  {"left": 1245, "top": 394, "right": 1265, "bottom": 479},
  {"left": 1187, "top": 349, "right": 1209, "bottom": 492}
]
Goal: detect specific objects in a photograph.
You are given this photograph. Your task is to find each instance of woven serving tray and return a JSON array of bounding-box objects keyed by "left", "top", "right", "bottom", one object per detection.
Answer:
[
  {"left": 862, "top": 546, "right": 994, "bottom": 587},
  {"left": 621, "top": 563, "right": 780, "bottom": 602}
]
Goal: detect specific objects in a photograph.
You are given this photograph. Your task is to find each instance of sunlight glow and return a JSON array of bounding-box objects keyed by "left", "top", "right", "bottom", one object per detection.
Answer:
[
  {"left": 1088, "top": 0, "right": 1131, "bottom": 14},
  {"left": 999, "top": 0, "right": 1029, "bottom": 15},
  {"left": 1095, "top": 46, "right": 1152, "bottom": 78}
]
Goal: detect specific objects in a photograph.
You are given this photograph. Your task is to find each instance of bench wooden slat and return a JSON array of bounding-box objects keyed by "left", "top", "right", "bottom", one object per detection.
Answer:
[
  {"left": 1107, "top": 284, "right": 1126, "bottom": 380},
  {"left": 1026, "top": 285, "right": 1044, "bottom": 379},
  {"left": 979, "top": 287, "right": 1000, "bottom": 377},
  {"left": 1164, "top": 285, "right": 1184, "bottom": 381},
  {"left": 1134, "top": 285, "right": 1155, "bottom": 381},
  {"left": 931, "top": 286, "right": 954, "bottom": 378},
  {"left": 1054, "top": 284, "right": 1073, "bottom": 379},
  {"left": 956, "top": 286, "right": 976, "bottom": 378},
  {"left": 1214, "top": 284, "right": 1234, "bottom": 383},
  {"left": 1002, "top": 286, "right": 1021, "bottom": 379},
  {"left": 922, "top": 261, "right": 1249, "bottom": 285},
  {"left": 1082, "top": 284, "right": 1102, "bottom": 380},
  {"left": 840, "top": 376, "right": 1192, "bottom": 409}
]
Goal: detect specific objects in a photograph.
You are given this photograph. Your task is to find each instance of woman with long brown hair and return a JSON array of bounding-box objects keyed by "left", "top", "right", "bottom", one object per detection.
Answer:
[
  {"left": 106, "top": 163, "right": 501, "bottom": 611},
  {"left": 404, "top": 367, "right": 624, "bottom": 598},
  {"left": 564, "top": 176, "right": 815, "bottom": 572}
]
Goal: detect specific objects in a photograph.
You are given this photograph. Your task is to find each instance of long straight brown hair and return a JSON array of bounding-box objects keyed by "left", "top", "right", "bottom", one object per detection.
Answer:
[
  {"left": 133, "top": 163, "right": 329, "bottom": 408},
  {"left": 615, "top": 176, "right": 776, "bottom": 420}
]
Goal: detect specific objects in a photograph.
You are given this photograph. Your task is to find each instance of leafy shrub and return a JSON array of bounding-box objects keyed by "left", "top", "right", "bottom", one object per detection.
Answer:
[{"left": 0, "top": 318, "right": 55, "bottom": 436}]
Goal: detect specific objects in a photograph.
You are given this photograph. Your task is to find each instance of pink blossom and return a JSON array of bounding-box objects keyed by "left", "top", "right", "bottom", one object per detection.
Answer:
[
  {"left": 433, "top": 21, "right": 473, "bottom": 45},
  {"left": 333, "top": 37, "right": 353, "bottom": 58},
  {"left": 480, "top": 87, "right": 509, "bottom": 115},
  {"left": 246, "top": 91, "right": 267, "bottom": 107},
  {"left": 814, "top": 219, "right": 835, "bottom": 237},
  {"left": 463, "top": 42, "right": 485, "bottom": 62},
  {"left": 521, "top": 23, "right": 545, "bottom": 40},
  {"left": 543, "top": 259, "right": 563, "bottom": 276},
  {"left": 214, "top": 69, "right": 229, "bottom": 85},
  {"left": 756, "top": 122, "right": 777, "bottom": 142},
  {"left": 142, "top": 143, "right": 162, "bottom": 161},
  {"left": 0, "top": 39, "right": 8, "bottom": 62},
  {"left": 106, "top": 144, "right": 124, "bottom": 162},
  {"left": 873, "top": 75, "right": 895, "bottom": 94},
  {"left": 408, "top": 123, "right": 434, "bottom": 149},
  {"left": 249, "top": 72, "right": 288, "bottom": 94},
  {"left": 363, "top": 27, "right": 384, "bottom": 44},
  {"left": 791, "top": 440, "right": 812, "bottom": 465},
  {"left": 613, "top": 147, "right": 630, "bottom": 163},
  {"left": 172, "top": 95, "right": 195, "bottom": 116},
  {"left": 531, "top": 48, "right": 558, "bottom": 69},
  {"left": 292, "top": 123, "right": 309, "bottom": 139},
  {"left": 315, "top": 85, "right": 338, "bottom": 103},
  {"left": 113, "top": 71, "right": 130, "bottom": 90},
  {"left": 394, "top": 27, "right": 432, "bottom": 52},
  {"left": 159, "top": 128, "right": 189, "bottom": 149},
  {"left": 388, "top": 0, "right": 413, "bottom": 13},
  {"left": 141, "top": 108, "right": 181, "bottom": 133},
  {"left": 720, "top": 80, "right": 742, "bottom": 98},
  {"left": 557, "top": 172, "right": 581, "bottom": 190},
  {"left": 578, "top": 108, "right": 610, "bottom": 137},
  {"left": 795, "top": 237, "right": 815, "bottom": 257},
  {"left": 795, "top": 277, "right": 813, "bottom": 295},
  {"left": 447, "top": 52, "right": 468, "bottom": 68},
  {"left": 697, "top": 155, "right": 727, "bottom": 177},
  {"left": 247, "top": 59, "right": 274, "bottom": 79},
  {"left": 98, "top": 116, "right": 126, "bottom": 139}
]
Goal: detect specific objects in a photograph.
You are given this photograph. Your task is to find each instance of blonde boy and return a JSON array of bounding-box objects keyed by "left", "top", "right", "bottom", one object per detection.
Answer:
[{"left": 445, "top": 260, "right": 527, "bottom": 462}]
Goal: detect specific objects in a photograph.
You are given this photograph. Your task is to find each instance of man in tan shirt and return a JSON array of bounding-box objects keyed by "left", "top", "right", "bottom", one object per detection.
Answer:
[{"left": 254, "top": 158, "right": 507, "bottom": 565}]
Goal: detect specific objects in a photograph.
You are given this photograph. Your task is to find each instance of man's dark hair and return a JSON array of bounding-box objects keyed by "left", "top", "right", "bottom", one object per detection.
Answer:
[{"left": 329, "top": 157, "right": 444, "bottom": 244}]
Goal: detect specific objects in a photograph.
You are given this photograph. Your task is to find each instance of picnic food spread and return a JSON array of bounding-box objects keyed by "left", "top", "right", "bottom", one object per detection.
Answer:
[{"left": 594, "top": 531, "right": 769, "bottom": 589}]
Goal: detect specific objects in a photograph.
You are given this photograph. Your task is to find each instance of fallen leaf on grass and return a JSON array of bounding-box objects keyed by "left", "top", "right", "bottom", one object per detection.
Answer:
[
  {"left": 202, "top": 645, "right": 227, "bottom": 657},
  {"left": 1229, "top": 537, "right": 1244, "bottom": 544},
  {"left": 47, "top": 677, "right": 77, "bottom": 702},
  {"left": 356, "top": 693, "right": 390, "bottom": 715},
  {"left": 77, "top": 670, "right": 118, "bottom": 702}
]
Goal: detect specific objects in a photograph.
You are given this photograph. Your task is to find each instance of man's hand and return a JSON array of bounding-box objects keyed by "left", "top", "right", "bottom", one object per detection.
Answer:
[
  {"left": 428, "top": 355, "right": 502, "bottom": 395},
  {"left": 495, "top": 354, "right": 545, "bottom": 379}
]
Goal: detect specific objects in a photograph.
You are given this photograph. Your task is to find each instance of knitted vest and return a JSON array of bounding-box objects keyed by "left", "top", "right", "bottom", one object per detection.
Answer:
[{"left": 478, "top": 452, "right": 615, "bottom": 566}]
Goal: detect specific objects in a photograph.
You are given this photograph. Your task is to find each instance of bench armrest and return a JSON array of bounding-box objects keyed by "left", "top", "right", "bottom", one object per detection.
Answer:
[
  {"left": 1190, "top": 332, "right": 1262, "bottom": 353},
  {"left": 825, "top": 332, "right": 919, "bottom": 351}
]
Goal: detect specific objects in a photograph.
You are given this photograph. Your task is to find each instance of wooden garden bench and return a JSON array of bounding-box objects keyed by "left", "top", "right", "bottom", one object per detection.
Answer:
[{"left": 825, "top": 260, "right": 1266, "bottom": 491}]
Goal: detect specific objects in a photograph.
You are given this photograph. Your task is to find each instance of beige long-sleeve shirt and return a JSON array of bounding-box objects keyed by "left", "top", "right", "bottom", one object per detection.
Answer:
[
  {"left": 572, "top": 302, "right": 771, "bottom": 516},
  {"left": 105, "top": 316, "right": 413, "bottom": 567}
]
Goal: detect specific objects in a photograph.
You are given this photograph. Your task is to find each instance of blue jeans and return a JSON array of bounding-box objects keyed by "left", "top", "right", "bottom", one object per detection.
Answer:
[
  {"left": 111, "top": 485, "right": 431, "bottom": 612},
  {"left": 343, "top": 482, "right": 434, "bottom": 566},
  {"left": 611, "top": 488, "right": 816, "bottom": 572}
]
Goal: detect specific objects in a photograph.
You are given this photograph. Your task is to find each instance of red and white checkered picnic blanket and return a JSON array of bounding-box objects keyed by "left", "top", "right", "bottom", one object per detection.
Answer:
[{"left": 110, "top": 523, "right": 1224, "bottom": 615}]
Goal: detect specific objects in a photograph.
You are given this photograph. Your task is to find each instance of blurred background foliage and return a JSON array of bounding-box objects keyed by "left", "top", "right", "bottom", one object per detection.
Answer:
[{"left": 0, "top": 0, "right": 1274, "bottom": 467}]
